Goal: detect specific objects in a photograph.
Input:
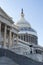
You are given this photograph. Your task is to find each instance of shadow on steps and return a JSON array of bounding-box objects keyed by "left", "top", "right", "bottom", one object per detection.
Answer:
[{"left": 0, "top": 48, "right": 43, "bottom": 65}]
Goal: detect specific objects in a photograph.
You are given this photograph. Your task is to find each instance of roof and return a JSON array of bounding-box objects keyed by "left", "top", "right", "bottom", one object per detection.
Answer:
[
  {"left": 16, "top": 9, "right": 37, "bottom": 36},
  {"left": 16, "top": 9, "right": 31, "bottom": 28},
  {"left": 19, "top": 27, "right": 36, "bottom": 33},
  {"left": 0, "top": 7, "right": 14, "bottom": 24}
]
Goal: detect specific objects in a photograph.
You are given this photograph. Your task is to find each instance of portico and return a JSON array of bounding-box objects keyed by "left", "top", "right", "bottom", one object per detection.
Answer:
[
  {"left": 0, "top": 22, "right": 11, "bottom": 47},
  {"left": 0, "top": 7, "right": 18, "bottom": 48}
]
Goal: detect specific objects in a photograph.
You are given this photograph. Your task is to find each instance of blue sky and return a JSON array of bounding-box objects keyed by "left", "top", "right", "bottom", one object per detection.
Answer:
[{"left": 0, "top": 0, "right": 43, "bottom": 46}]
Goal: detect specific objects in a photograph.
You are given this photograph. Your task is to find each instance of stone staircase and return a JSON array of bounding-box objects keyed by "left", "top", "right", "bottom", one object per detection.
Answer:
[
  {"left": 0, "top": 48, "right": 43, "bottom": 65},
  {"left": 0, "top": 56, "right": 18, "bottom": 65}
]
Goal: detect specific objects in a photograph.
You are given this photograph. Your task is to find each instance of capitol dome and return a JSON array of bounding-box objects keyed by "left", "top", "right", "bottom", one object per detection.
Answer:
[
  {"left": 16, "top": 9, "right": 38, "bottom": 45},
  {"left": 16, "top": 9, "right": 31, "bottom": 28}
]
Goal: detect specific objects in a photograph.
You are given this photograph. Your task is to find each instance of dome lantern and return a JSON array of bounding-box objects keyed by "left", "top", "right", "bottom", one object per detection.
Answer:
[{"left": 21, "top": 8, "right": 24, "bottom": 17}]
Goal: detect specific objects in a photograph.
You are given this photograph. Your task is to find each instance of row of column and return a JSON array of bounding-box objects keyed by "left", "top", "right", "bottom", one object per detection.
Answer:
[
  {"left": 0, "top": 22, "right": 15, "bottom": 48},
  {"left": 19, "top": 34, "right": 29, "bottom": 42},
  {"left": 19, "top": 34, "right": 37, "bottom": 44},
  {"left": 4, "top": 25, "right": 15, "bottom": 48}
]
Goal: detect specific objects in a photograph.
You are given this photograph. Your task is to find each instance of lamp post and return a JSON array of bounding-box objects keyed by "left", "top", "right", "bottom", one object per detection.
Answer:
[{"left": 29, "top": 45, "right": 33, "bottom": 54}]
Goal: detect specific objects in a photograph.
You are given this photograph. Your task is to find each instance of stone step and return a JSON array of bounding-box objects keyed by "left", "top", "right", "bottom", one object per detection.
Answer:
[{"left": 0, "top": 56, "right": 18, "bottom": 65}]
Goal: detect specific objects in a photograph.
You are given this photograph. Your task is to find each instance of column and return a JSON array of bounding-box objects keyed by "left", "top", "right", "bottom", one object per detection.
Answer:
[
  {"left": 0, "top": 22, "right": 2, "bottom": 43},
  {"left": 0, "top": 22, "right": 1, "bottom": 35},
  {"left": 14, "top": 35, "right": 17, "bottom": 44},
  {"left": 16, "top": 34, "right": 18, "bottom": 44},
  {"left": 9, "top": 30, "right": 12, "bottom": 47},
  {"left": 25, "top": 34, "right": 26, "bottom": 42},
  {"left": 28, "top": 36, "right": 29, "bottom": 42},
  {"left": 24, "top": 34, "right": 25, "bottom": 41},
  {"left": 30, "top": 35, "right": 31, "bottom": 44},
  {"left": 22, "top": 35, "right": 24, "bottom": 41},
  {"left": 0, "top": 22, "right": 1, "bottom": 40},
  {"left": 20, "top": 35, "right": 21, "bottom": 39},
  {"left": 12, "top": 34, "right": 14, "bottom": 47},
  {"left": 4, "top": 25, "right": 7, "bottom": 47}
]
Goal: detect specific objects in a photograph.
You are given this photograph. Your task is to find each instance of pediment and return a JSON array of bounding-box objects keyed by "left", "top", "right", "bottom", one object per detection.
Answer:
[{"left": 0, "top": 7, "right": 14, "bottom": 23}]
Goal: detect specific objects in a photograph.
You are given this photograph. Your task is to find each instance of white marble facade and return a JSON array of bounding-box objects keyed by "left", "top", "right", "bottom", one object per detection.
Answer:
[
  {"left": 0, "top": 7, "right": 18, "bottom": 48},
  {"left": 0, "top": 7, "right": 43, "bottom": 62}
]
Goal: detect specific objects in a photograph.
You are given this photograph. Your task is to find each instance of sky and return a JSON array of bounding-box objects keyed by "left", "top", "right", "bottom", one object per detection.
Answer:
[{"left": 0, "top": 0, "right": 43, "bottom": 46}]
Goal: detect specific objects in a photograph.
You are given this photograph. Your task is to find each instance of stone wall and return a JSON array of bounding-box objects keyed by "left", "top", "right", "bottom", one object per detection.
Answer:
[{"left": 0, "top": 48, "right": 43, "bottom": 65}]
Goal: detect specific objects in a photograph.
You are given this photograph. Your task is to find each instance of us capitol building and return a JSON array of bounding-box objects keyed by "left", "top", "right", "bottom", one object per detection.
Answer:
[{"left": 0, "top": 7, "right": 43, "bottom": 65}]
